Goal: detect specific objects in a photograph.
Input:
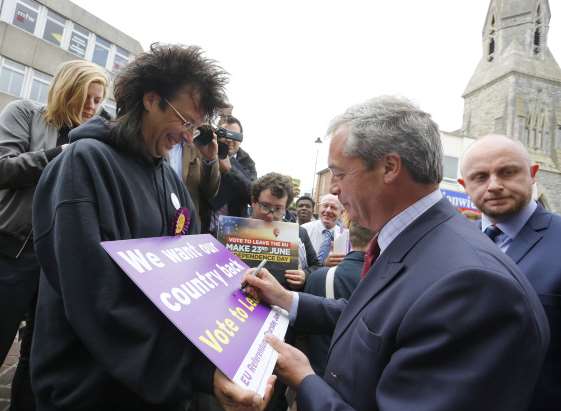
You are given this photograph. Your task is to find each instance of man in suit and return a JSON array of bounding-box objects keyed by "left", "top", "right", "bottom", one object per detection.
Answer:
[
  {"left": 242, "top": 96, "right": 550, "bottom": 411},
  {"left": 302, "top": 194, "right": 348, "bottom": 266},
  {"left": 459, "top": 134, "right": 561, "bottom": 411},
  {"left": 303, "top": 222, "right": 373, "bottom": 376}
]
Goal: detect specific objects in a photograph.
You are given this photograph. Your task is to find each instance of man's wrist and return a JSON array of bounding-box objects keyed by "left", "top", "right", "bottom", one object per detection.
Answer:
[
  {"left": 203, "top": 157, "right": 217, "bottom": 165},
  {"left": 281, "top": 290, "right": 294, "bottom": 311}
]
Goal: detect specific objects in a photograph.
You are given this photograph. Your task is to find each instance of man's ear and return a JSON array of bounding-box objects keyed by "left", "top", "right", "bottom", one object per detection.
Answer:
[
  {"left": 382, "top": 153, "right": 401, "bottom": 183},
  {"left": 530, "top": 163, "right": 540, "bottom": 181},
  {"left": 458, "top": 178, "right": 466, "bottom": 188},
  {"left": 143, "top": 91, "right": 160, "bottom": 112}
]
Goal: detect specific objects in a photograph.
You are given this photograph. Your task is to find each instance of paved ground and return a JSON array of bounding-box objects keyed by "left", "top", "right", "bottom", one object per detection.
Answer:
[{"left": 0, "top": 336, "right": 19, "bottom": 411}]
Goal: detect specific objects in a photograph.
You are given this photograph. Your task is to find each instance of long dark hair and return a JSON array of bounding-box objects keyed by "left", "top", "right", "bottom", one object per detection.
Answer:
[{"left": 109, "top": 43, "right": 229, "bottom": 159}]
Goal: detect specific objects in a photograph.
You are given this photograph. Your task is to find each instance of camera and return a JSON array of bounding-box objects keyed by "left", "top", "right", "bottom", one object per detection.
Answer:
[
  {"left": 216, "top": 127, "right": 243, "bottom": 143},
  {"left": 194, "top": 125, "right": 243, "bottom": 159}
]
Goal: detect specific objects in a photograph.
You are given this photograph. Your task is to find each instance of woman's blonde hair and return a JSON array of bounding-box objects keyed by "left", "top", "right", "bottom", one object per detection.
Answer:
[{"left": 44, "top": 60, "right": 108, "bottom": 128}]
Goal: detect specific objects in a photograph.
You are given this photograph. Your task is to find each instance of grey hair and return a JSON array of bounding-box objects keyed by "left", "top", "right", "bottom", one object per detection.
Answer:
[
  {"left": 327, "top": 96, "right": 443, "bottom": 184},
  {"left": 319, "top": 193, "right": 343, "bottom": 209}
]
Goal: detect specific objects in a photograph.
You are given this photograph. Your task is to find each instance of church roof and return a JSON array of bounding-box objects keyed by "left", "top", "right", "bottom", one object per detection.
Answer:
[{"left": 463, "top": 47, "right": 561, "bottom": 96}]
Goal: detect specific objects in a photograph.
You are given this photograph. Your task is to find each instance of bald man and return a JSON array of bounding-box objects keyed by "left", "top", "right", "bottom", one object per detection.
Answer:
[{"left": 459, "top": 134, "right": 561, "bottom": 411}]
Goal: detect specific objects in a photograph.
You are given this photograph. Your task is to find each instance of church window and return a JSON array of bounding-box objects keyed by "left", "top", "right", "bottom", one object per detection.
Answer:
[
  {"left": 488, "top": 38, "right": 495, "bottom": 61},
  {"left": 534, "top": 26, "right": 541, "bottom": 54},
  {"left": 534, "top": 4, "right": 543, "bottom": 55},
  {"left": 487, "top": 14, "right": 496, "bottom": 62}
]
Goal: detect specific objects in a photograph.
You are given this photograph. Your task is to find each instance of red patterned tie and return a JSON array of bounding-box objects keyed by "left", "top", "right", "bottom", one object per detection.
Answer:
[{"left": 360, "top": 237, "right": 380, "bottom": 279}]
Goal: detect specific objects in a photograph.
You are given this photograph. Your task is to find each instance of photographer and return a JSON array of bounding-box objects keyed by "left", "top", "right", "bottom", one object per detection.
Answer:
[
  {"left": 208, "top": 115, "right": 256, "bottom": 233},
  {"left": 168, "top": 123, "right": 220, "bottom": 234}
]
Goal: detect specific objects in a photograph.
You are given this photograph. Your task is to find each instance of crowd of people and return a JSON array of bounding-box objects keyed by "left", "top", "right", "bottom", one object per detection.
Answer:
[{"left": 0, "top": 43, "right": 560, "bottom": 411}]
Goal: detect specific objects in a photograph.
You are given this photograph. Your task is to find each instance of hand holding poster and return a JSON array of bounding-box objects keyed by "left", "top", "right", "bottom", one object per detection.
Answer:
[{"left": 101, "top": 234, "right": 288, "bottom": 396}]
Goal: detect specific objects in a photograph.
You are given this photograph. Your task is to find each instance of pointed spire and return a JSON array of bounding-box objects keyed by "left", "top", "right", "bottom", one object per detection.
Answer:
[{"left": 464, "top": 0, "right": 561, "bottom": 96}]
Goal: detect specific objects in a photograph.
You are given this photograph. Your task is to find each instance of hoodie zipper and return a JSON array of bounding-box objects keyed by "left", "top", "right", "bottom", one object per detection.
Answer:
[{"left": 15, "top": 229, "right": 33, "bottom": 258}]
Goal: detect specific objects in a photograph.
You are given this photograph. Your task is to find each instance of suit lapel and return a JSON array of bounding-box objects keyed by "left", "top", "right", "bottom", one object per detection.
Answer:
[
  {"left": 328, "top": 199, "right": 457, "bottom": 353},
  {"left": 506, "top": 206, "right": 550, "bottom": 264}
]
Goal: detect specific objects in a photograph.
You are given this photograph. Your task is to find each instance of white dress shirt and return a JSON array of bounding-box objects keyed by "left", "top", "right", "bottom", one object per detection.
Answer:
[{"left": 302, "top": 219, "right": 348, "bottom": 255}]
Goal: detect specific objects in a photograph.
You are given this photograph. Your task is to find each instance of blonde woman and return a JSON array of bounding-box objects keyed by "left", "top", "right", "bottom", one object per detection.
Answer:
[{"left": 0, "top": 59, "right": 108, "bottom": 410}]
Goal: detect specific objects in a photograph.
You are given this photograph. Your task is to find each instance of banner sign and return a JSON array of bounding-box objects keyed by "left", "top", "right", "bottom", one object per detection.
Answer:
[
  {"left": 217, "top": 216, "right": 299, "bottom": 270},
  {"left": 441, "top": 188, "right": 479, "bottom": 213},
  {"left": 101, "top": 234, "right": 288, "bottom": 396}
]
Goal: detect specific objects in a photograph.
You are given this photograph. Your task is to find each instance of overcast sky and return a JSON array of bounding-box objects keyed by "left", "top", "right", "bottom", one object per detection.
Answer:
[{"left": 73, "top": 0, "right": 561, "bottom": 194}]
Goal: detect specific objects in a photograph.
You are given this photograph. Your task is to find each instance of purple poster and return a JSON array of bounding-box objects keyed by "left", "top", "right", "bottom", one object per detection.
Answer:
[{"left": 101, "top": 234, "right": 288, "bottom": 396}]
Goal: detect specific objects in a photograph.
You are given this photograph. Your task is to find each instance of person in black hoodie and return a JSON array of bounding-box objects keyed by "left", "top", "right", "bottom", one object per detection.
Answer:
[{"left": 31, "top": 44, "right": 274, "bottom": 411}]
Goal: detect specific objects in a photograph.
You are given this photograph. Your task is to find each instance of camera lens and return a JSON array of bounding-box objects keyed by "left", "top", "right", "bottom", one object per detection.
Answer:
[{"left": 193, "top": 125, "right": 214, "bottom": 146}]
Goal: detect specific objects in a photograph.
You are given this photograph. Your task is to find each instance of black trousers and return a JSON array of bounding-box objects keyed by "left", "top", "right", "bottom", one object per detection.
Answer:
[{"left": 0, "top": 248, "right": 39, "bottom": 411}]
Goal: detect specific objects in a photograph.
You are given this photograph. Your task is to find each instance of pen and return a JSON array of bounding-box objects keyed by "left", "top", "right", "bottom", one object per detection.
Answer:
[{"left": 240, "top": 259, "right": 267, "bottom": 291}]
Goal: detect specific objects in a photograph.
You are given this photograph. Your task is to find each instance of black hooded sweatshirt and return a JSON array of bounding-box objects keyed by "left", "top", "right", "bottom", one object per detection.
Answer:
[{"left": 31, "top": 117, "right": 213, "bottom": 411}]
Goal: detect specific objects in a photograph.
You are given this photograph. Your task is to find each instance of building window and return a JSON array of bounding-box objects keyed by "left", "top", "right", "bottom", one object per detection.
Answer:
[
  {"left": 29, "top": 70, "right": 52, "bottom": 104},
  {"left": 92, "top": 36, "right": 111, "bottom": 68},
  {"left": 42, "top": 9, "right": 65, "bottom": 46},
  {"left": 0, "top": 57, "right": 25, "bottom": 97},
  {"left": 443, "top": 156, "right": 459, "bottom": 181},
  {"left": 112, "top": 47, "right": 129, "bottom": 73},
  {"left": 68, "top": 23, "right": 90, "bottom": 58},
  {"left": 12, "top": 0, "right": 39, "bottom": 34}
]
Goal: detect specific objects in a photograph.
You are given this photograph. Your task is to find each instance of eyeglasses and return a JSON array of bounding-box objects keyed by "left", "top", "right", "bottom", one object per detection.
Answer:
[
  {"left": 257, "top": 202, "right": 286, "bottom": 218},
  {"left": 164, "top": 98, "right": 197, "bottom": 135}
]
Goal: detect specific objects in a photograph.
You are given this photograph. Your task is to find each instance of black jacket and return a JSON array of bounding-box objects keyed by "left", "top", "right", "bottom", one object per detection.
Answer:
[
  {"left": 300, "top": 226, "right": 320, "bottom": 272},
  {"left": 31, "top": 117, "right": 212, "bottom": 411},
  {"left": 210, "top": 147, "right": 256, "bottom": 218}
]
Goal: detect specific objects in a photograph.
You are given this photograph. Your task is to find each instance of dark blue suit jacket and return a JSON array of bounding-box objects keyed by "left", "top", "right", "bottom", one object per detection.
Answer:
[
  {"left": 294, "top": 199, "right": 550, "bottom": 411},
  {"left": 504, "top": 205, "right": 561, "bottom": 411},
  {"left": 304, "top": 251, "right": 364, "bottom": 375}
]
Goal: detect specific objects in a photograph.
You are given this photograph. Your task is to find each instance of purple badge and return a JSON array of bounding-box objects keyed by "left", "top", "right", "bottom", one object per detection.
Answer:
[{"left": 172, "top": 207, "right": 190, "bottom": 236}]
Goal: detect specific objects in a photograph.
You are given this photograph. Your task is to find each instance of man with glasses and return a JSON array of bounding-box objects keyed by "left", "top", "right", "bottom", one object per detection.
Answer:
[
  {"left": 30, "top": 44, "right": 272, "bottom": 411},
  {"left": 250, "top": 173, "right": 319, "bottom": 290},
  {"left": 166, "top": 98, "right": 221, "bottom": 234}
]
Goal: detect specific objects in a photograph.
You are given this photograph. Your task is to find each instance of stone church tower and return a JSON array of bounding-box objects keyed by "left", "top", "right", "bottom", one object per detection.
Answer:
[{"left": 462, "top": 0, "right": 561, "bottom": 211}]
